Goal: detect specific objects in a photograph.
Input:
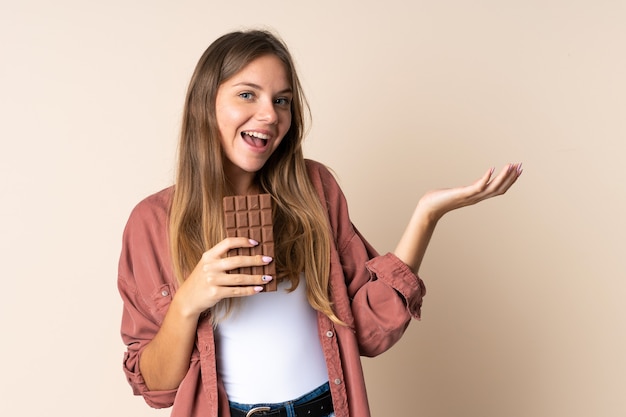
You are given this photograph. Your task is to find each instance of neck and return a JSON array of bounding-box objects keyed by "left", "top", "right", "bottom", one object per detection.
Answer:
[
  {"left": 235, "top": 182, "right": 259, "bottom": 196},
  {"left": 223, "top": 160, "right": 262, "bottom": 195},
  {"left": 227, "top": 172, "right": 259, "bottom": 195}
]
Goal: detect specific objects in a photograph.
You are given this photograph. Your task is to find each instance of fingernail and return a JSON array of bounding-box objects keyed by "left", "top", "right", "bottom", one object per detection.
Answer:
[
  {"left": 262, "top": 256, "right": 273, "bottom": 263},
  {"left": 249, "top": 239, "right": 259, "bottom": 246},
  {"left": 517, "top": 163, "right": 523, "bottom": 174},
  {"left": 262, "top": 275, "right": 273, "bottom": 282},
  {"left": 254, "top": 286, "right": 264, "bottom": 292}
]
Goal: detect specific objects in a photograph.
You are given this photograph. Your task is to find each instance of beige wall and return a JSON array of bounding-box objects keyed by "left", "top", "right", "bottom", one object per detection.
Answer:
[{"left": 1, "top": 1, "right": 624, "bottom": 416}]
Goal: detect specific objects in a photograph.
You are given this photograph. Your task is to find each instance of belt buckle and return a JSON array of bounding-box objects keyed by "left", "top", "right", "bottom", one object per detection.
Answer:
[{"left": 245, "top": 406, "right": 271, "bottom": 417}]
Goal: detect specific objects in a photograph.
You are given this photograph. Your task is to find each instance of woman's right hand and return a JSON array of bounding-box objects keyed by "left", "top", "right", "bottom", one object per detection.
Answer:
[
  {"left": 173, "top": 237, "right": 274, "bottom": 318},
  {"left": 140, "top": 237, "right": 272, "bottom": 391}
]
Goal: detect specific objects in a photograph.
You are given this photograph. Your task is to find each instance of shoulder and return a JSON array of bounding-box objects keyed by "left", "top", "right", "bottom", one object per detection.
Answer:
[
  {"left": 304, "top": 159, "right": 352, "bottom": 231},
  {"left": 305, "top": 159, "right": 341, "bottom": 192},
  {"left": 122, "top": 186, "right": 174, "bottom": 242},
  {"left": 127, "top": 186, "right": 174, "bottom": 226},
  {"left": 119, "top": 186, "right": 174, "bottom": 280},
  {"left": 118, "top": 187, "right": 177, "bottom": 314},
  {"left": 305, "top": 158, "right": 334, "bottom": 178}
]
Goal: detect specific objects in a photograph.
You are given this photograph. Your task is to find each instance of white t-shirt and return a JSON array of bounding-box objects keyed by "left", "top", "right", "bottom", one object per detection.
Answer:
[{"left": 214, "top": 276, "right": 329, "bottom": 403}]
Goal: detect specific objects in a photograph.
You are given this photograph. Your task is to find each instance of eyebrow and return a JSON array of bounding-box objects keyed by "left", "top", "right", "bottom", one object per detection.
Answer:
[{"left": 232, "top": 82, "right": 292, "bottom": 95}]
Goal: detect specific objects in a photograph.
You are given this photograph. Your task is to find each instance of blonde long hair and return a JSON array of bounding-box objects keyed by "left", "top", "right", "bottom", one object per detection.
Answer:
[{"left": 169, "top": 30, "right": 341, "bottom": 324}]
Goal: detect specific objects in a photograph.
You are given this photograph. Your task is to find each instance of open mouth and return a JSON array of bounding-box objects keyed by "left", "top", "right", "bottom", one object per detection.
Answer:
[{"left": 241, "top": 131, "right": 270, "bottom": 148}]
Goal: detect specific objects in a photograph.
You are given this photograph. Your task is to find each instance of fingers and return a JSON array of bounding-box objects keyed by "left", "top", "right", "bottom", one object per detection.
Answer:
[
  {"left": 209, "top": 272, "right": 272, "bottom": 292},
  {"left": 468, "top": 166, "right": 497, "bottom": 194},
  {"left": 216, "top": 253, "right": 273, "bottom": 276},
  {"left": 200, "top": 236, "right": 273, "bottom": 271},
  {"left": 187, "top": 265, "right": 273, "bottom": 309},
  {"left": 216, "top": 273, "right": 274, "bottom": 296},
  {"left": 203, "top": 237, "right": 260, "bottom": 261},
  {"left": 460, "top": 163, "right": 522, "bottom": 206},
  {"left": 200, "top": 238, "right": 274, "bottom": 287},
  {"left": 486, "top": 163, "right": 522, "bottom": 196},
  {"left": 414, "top": 162, "right": 523, "bottom": 220},
  {"left": 180, "top": 237, "right": 275, "bottom": 311}
]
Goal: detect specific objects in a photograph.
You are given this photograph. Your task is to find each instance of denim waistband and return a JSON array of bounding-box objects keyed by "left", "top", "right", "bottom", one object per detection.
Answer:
[{"left": 229, "top": 381, "right": 330, "bottom": 412}]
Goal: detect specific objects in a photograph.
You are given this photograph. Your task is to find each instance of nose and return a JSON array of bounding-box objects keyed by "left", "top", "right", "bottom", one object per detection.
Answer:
[{"left": 256, "top": 99, "right": 278, "bottom": 124}]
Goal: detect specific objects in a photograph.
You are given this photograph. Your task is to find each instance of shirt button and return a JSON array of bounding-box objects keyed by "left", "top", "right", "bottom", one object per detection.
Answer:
[
  {"left": 334, "top": 378, "right": 342, "bottom": 385},
  {"left": 326, "top": 331, "right": 334, "bottom": 338},
  {"left": 161, "top": 290, "right": 169, "bottom": 297}
]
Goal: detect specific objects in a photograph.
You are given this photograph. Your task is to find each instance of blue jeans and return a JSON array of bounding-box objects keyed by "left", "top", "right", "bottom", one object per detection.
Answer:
[{"left": 229, "top": 382, "right": 334, "bottom": 417}]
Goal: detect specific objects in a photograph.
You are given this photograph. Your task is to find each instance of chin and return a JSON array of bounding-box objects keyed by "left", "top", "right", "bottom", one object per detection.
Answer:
[{"left": 239, "top": 160, "right": 268, "bottom": 174}]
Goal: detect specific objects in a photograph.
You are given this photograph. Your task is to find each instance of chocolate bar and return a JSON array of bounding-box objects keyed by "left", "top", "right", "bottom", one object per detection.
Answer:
[{"left": 223, "top": 194, "right": 277, "bottom": 291}]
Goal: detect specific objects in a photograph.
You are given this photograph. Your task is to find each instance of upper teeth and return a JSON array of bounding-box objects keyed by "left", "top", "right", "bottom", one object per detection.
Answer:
[{"left": 243, "top": 131, "right": 270, "bottom": 140}]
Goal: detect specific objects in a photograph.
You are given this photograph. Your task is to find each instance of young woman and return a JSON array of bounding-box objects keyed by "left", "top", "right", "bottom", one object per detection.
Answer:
[{"left": 118, "top": 29, "right": 522, "bottom": 417}]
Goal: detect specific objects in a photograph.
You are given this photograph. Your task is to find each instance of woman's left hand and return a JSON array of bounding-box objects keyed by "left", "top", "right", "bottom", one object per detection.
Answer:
[
  {"left": 394, "top": 163, "right": 522, "bottom": 273},
  {"left": 417, "top": 163, "right": 523, "bottom": 221}
]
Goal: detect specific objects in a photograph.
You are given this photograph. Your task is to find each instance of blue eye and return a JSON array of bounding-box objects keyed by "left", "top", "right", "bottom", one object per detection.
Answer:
[
  {"left": 239, "top": 92, "right": 254, "bottom": 100},
  {"left": 275, "top": 97, "right": 291, "bottom": 106}
]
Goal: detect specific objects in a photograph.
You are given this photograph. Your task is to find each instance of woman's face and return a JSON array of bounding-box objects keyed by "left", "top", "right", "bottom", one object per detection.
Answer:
[{"left": 215, "top": 54, "right": 293, "bottom": 183}]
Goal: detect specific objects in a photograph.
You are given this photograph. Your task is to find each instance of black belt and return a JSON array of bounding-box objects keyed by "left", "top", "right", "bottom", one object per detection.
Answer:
[{"left": 229, "top": 390, "right": 333, "bottom": 417}]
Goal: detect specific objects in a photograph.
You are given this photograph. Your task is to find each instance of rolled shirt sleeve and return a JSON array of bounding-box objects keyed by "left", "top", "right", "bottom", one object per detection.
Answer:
[
  {"left": 341, "top": 228, "right": 425, "bottom": 357},
  {"left": 117, "top": 188, "right": 179, "bottom": 409},
  {"left": 119, "top": 275, "right": 178, "bottom": 408}
]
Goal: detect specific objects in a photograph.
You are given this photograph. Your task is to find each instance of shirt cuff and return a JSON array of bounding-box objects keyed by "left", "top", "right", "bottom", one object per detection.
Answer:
[{"left": 365, "top": 252, "right": 426, "bottom": 319}]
